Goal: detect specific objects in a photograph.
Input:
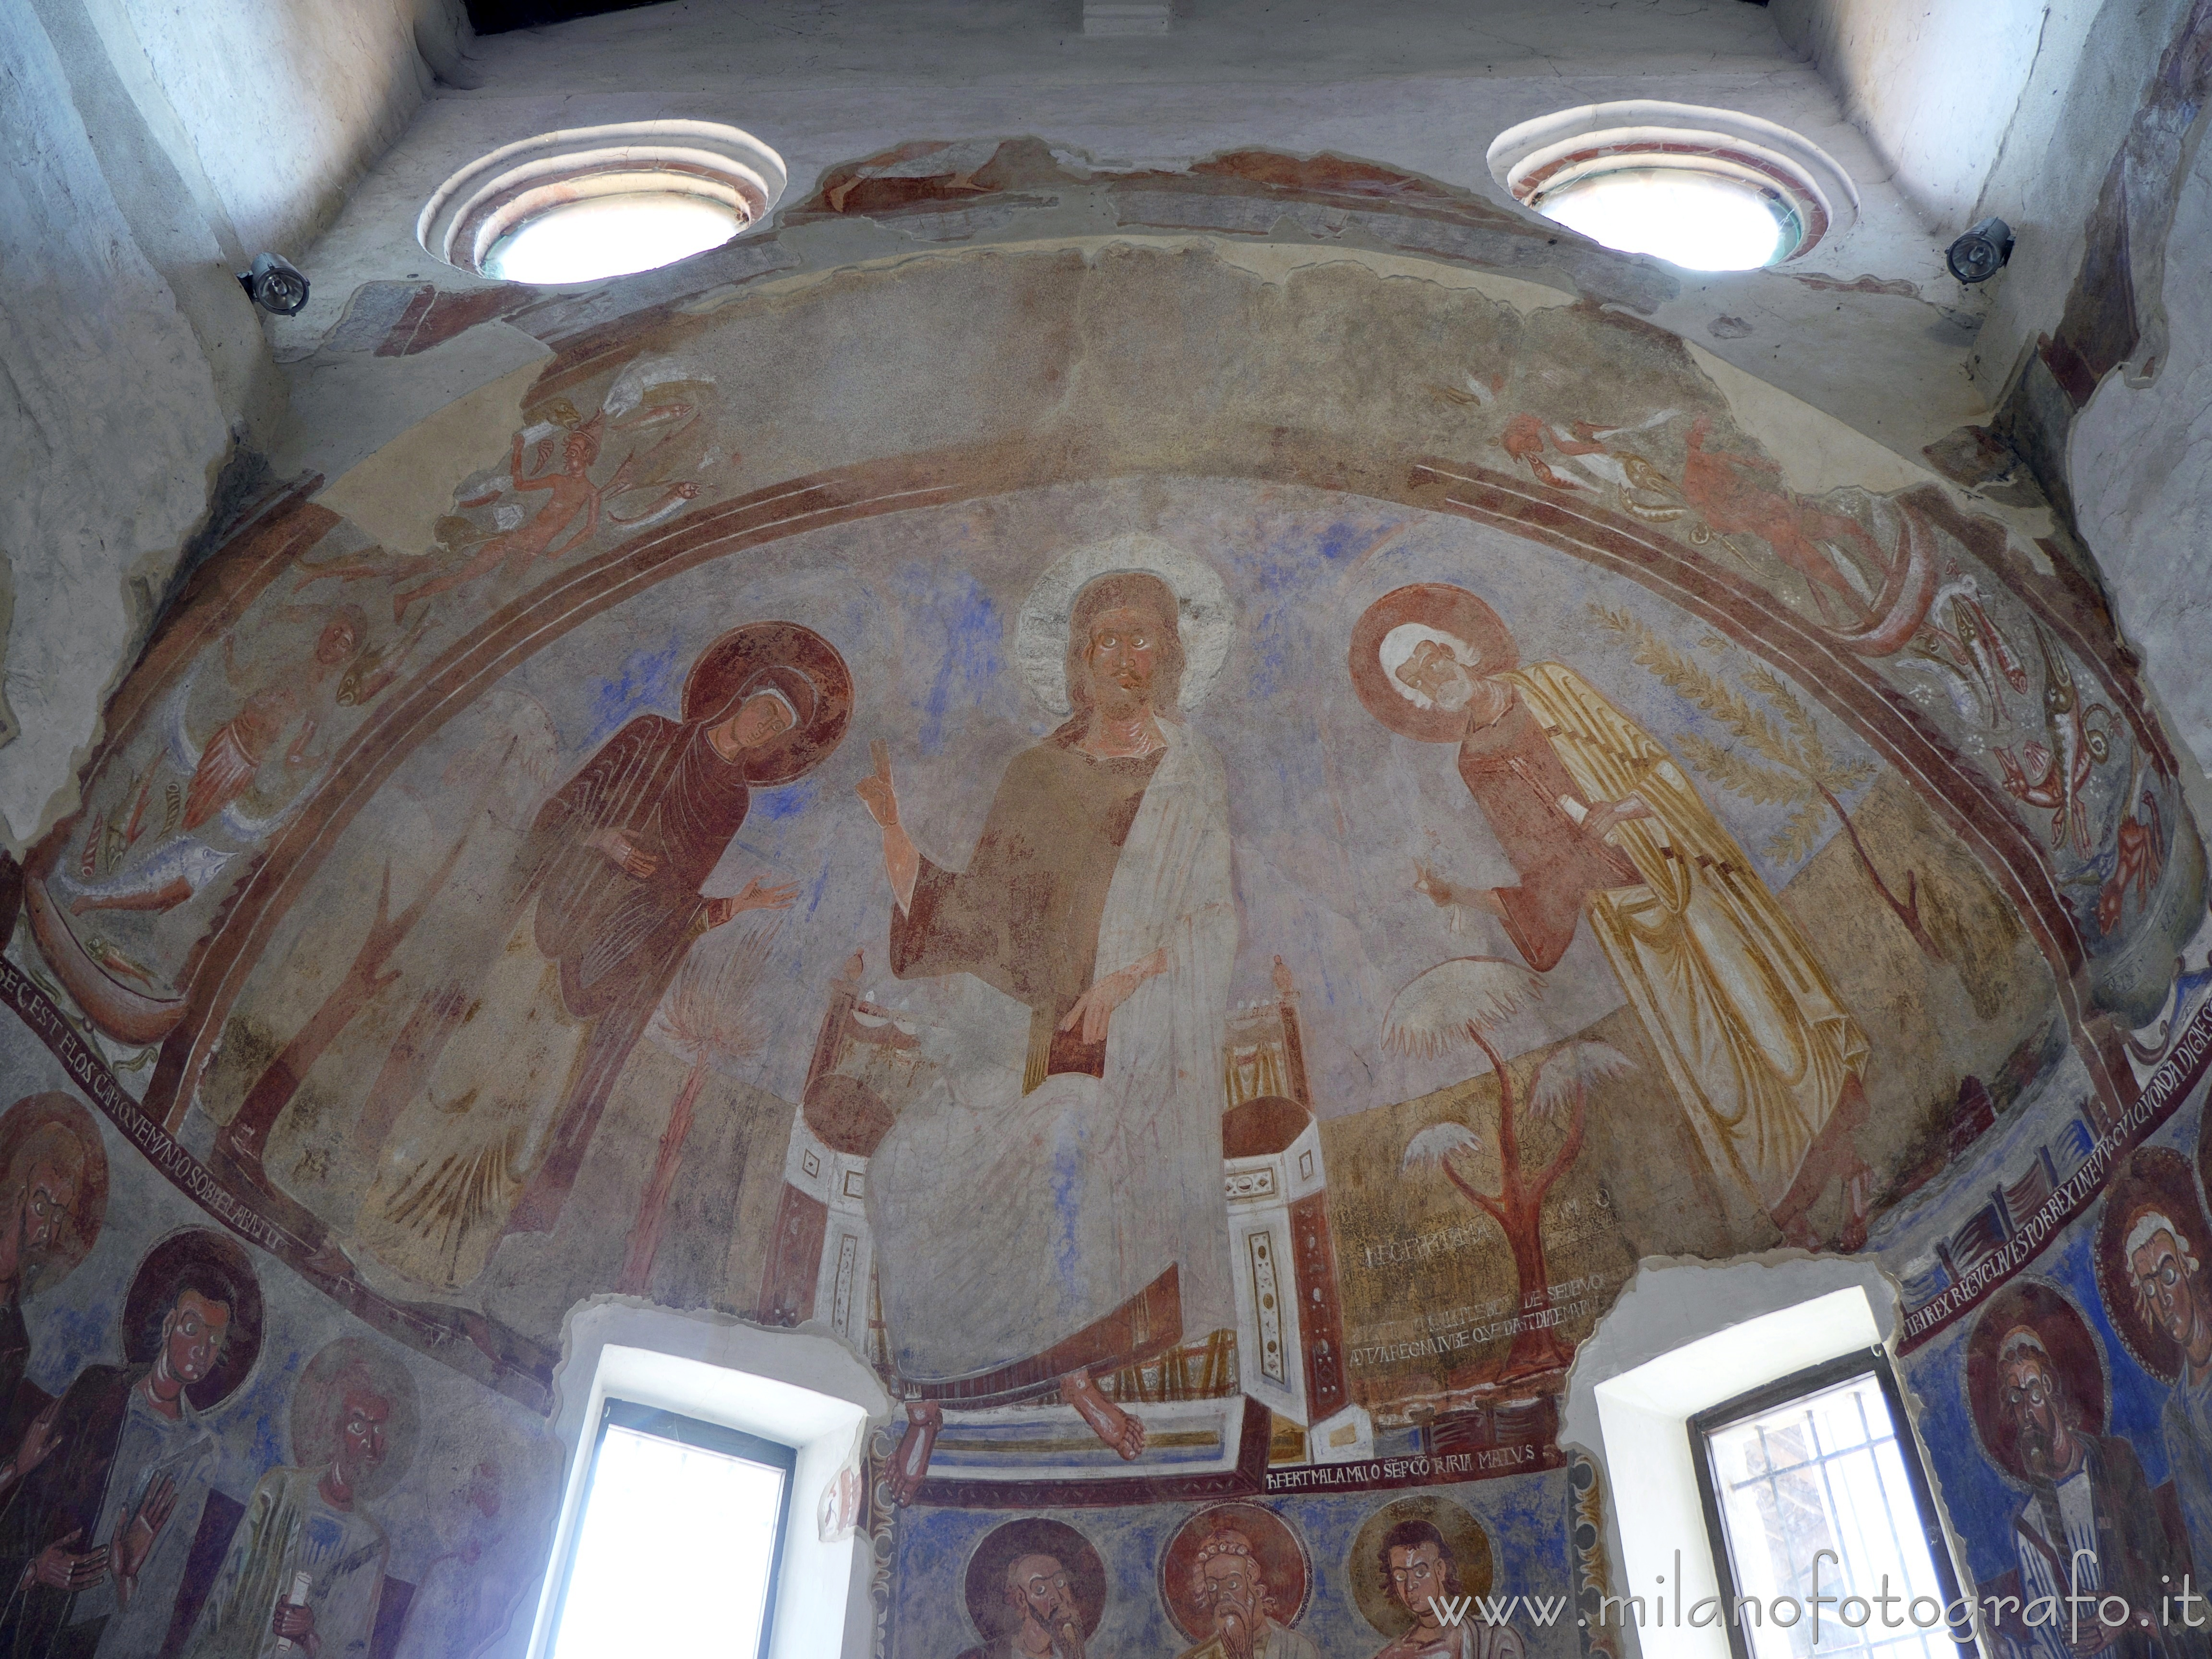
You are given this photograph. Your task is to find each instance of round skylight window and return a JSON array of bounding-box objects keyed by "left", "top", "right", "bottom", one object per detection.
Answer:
[
  {"left": 483, "top": 192, "right": 744, "bottom": 284},
  {"left": 420, "top": 121, "right": 786, "bottom": 285},
  {"left": 1533, "top": 167, "right": 1800, "bottom": 272},
  {"left": 1488, "top": 103, "right": 1855, "bottom": 273}
]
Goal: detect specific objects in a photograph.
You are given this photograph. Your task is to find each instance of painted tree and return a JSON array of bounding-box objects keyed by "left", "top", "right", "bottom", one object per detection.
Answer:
[
  {"left": 616, "top": 918, "right": 779, "bottom": 1294},
  {"left": 1387, "top": 956, "right": 1630, "bottom": 1379},
  {"left": 1588, "top": 602, "right": 1942, "bottom": 962}
]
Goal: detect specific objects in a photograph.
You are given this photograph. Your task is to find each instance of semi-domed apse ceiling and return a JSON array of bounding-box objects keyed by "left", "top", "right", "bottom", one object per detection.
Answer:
[{"left": 4, "top": 126, "right": 2210, "bottom": 1659}]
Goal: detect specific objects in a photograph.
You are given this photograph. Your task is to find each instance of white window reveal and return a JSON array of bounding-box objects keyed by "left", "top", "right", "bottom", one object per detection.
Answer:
[{"left": 419, "top": 120, "right": 786, "bottom": 285}]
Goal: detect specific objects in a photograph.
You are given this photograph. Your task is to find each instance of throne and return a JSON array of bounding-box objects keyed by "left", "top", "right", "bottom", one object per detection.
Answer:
[{"left": 754, "top": 954, "right": 1371, "bottom": 1496}]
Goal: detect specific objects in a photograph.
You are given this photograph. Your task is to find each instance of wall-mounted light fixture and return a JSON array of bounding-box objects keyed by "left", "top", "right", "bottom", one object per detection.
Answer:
[
  {"left": 1945, "top": 216, "right": 2015, "bottom": 284},
  {"left": 237, "top": 252, "right": 310, "bottom": 314}
]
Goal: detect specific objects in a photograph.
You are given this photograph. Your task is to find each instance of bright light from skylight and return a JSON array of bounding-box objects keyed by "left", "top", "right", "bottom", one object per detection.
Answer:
[
  {"left": 1538, "top": 167, "right": 1791, "bottom": 271},
  {"left": 550, "top": 1423, "right": 784, "bottom": 1659},
  {"left": 485, "top": 192, "right": 742, "bottom": 284}
]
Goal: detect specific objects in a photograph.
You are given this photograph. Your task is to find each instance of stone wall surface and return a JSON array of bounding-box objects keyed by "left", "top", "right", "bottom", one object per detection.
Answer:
[{"left": 2073, "top": 131, "right": 2212, "bottom": 772}]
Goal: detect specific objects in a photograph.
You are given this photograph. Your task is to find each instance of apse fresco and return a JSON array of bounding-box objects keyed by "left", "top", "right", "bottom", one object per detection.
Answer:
[{"left": 2, "top": 225, "right": 2210, "bottom": 1659}]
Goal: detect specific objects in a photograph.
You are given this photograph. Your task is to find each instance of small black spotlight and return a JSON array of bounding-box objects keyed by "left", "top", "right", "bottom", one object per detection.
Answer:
[
  {"left": 238, "top": 252, "right": 310, "bottom": 315},
  {"left": 1945, "top": 217, "right": 2015, "bottom": 284}
]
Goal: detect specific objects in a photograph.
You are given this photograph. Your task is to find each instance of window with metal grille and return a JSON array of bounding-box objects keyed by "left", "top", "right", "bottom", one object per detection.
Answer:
[
  {"left": 1691, "top": 1351, "right": 1968, "bottom": 1659},
  {"left": 544, "top": 1400, "right": 796, "bottom": 1659}
]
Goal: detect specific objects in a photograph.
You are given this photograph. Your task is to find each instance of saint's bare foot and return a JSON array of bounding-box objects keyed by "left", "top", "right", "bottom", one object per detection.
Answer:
[
  {"left": 1059, "top": 1370, "right": 1145, "bottom": 1461},
  {"left": 888, "top": 1400, "right": 942, "bottom": 1506}
]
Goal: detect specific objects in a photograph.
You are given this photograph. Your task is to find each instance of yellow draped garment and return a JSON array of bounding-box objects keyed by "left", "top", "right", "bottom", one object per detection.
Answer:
[{"left": 1501, "top": 662, "right": 1870, "bottom": 1212}]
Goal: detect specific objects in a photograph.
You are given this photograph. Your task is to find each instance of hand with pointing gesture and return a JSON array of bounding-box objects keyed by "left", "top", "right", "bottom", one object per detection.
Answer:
[
  {"left": 856, "top": 740, "right": 919, "bottom": 912},
  {"left": 856, "top": 740, "right": 900, "bottom": 827}
]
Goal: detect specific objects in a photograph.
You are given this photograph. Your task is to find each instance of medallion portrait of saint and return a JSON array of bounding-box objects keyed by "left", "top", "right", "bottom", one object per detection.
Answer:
[
  {"left": 1349, "top": 1496, "right": 1519, "bottom": 1659},
  {"left": 858, "top": 539, "right": 1239, "bottom": 1497},
  {"left": 2093, "top": 1146, "right": 2212, "bottom": 1580},
  {"left": 350, "top": 621, "right": 852, "bottom": 1288},
  {"left": 1967, "top": 1278, "right": 2189, "bottom": 1659},
  {"left": 1349, "top": 583, "right": 1874, "bottom": 1250},
  {"left": 1161, "top": 1503, "right": 1319, "bottom": 1659},
  {"left": 0, "top": 1229, "right": 264, "bottom": 1659},
  {"left": 955, "top": 1517, "right": 1109, "bottom": 1659}
]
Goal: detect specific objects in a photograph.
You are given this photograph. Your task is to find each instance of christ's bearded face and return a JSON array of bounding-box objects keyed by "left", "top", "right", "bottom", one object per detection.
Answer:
[
  {"left": 1084, "top": 606, "right": 1160, "bottom": 718},
  {"left": 1007, "top": 1554, "right": 1085, "bottom": 1658},
  {"left": 2132, "top": 1228, "right": 2201, "bottom": 1347}
]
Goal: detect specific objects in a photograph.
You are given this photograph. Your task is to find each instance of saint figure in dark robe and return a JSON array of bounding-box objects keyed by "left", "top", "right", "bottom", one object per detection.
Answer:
[
  {"left": 357, "top": 622, "right": 851, "bottom": 1289},
  {"left": 0, "top": 1233, "right": 259, "bottom": 1659},
  {"left": 858, "top": 569, "right": 1238, "bottom": 1503}
]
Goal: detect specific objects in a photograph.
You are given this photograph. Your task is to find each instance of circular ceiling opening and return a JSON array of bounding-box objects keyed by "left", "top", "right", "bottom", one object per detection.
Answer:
[
  {"left": 1488, "top": 102, "right": 1855, "bottom": 272},
  {"left": 420, "top": 120, "right": 787, "bottom": 285},
  {"left": 1536, "top": 166, "right": 1800, "bottom": 271},
  {"left": 484, "top": 192, "right": 743, "bottom": 284}
]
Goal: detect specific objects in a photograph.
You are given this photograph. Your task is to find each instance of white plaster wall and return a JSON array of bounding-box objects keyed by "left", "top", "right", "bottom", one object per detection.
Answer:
[
  {"left": 2072, "top": 132, "right": 2212, "bottom": 773},
  {"left": 0, "top": 0, "right": 231, "bottom": 845},
  {"left": 1780, "top": 0, "right": 2193, "bottom": 397},
  {"left": 1772, "top": 0, "right": 2072, "bottom": 233},
  {"left": 117, "top": 0, "right": 463, "bottom": 262}
]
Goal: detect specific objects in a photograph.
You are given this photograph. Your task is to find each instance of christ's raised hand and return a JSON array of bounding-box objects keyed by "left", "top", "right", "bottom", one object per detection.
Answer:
[
  {"left": 855, "top": 740, "right": 899, "bottom": 826},
  {"left": 858, "top": 740, "right": 919, "bottom": 912}
]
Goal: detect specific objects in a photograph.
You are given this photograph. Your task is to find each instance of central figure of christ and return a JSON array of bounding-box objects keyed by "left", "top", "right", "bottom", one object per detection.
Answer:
[{"left": 857, "top": 569, "right": 1239, "bottom": 1503}]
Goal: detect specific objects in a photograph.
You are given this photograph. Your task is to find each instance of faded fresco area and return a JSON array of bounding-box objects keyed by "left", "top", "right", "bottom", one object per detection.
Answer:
[
  {"left": 1, "top": 230, "right": 2206, "bottom": 1659},
  {"left": 172, "top": 477, "right": 2060, "bottom": 1427}
]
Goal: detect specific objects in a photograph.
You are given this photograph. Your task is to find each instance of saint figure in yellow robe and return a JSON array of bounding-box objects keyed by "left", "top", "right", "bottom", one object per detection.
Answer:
[{"left": 1350, "top": 584, "right": 1872, "bottom": 1248}]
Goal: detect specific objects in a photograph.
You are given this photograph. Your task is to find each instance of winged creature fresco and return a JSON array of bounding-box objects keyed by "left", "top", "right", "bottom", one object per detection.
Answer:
[
  {"left": 1995, "top": 625, "right": 2119, "bottom": 857},
  {"left": 291, "top": 361, "right": 724, "bottom": 627}
]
